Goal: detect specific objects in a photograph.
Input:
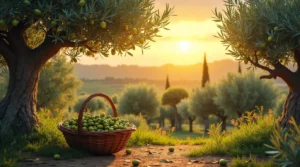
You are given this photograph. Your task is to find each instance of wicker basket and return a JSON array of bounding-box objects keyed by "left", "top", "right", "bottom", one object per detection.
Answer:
[{"left": 58, "top": 93, "right": 136, "bottom": 155}]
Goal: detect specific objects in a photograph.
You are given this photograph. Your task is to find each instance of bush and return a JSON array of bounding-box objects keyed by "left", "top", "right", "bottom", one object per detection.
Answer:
[
  {"left": 119, "top": 114, "right": 148, "bottom": 128},
  {"left": 188, "top": 109, "right": 276, "bottom": 157},
  {"left": 111, "top": 94, "right": 119, "bottom": 104},
  {"left": 73, "top": 96, "right": 106, "bottom": 113},
  {"left": 118, "top": 83, "right": 160, "bottom": 118}
]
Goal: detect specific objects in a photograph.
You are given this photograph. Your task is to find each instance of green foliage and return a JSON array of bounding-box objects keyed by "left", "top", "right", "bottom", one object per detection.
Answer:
[
  {"left": 177, "top": 99, "right": 195, "bottom": 120},
  {"left": 73, "top": 96, "right": 106, "bottom": 113},
  {"left": 161, "top": 87, "right": 188, "bottom": 106},
  {"left": 190, "top": 83, "right": 222, "bottom": 118},
  {"left": 0, "top": 0, "right": 174, "bottom": 60},
  {"left": 214, "top": 72, "right": 279, "bottom": 117},
  {"left": 119, "top": 114, "right": 148, "bottom": 128},
  {"left": 214, "top": 0, "right": 299, "bottom": 65},
  {"left": 111, "top": 94, "right": 119, "bottom": 104},
  {"left": 159, "top": 105, "right": 175, "bottom": 118},
  {"left": 202, "top": 53, "right": 210, "bottom": 88},
  {"left": 265, "top": 118, "right": 300, "bottom": 167},
  {"left": 273, "top": 94, "right": 287, "bottom": 117},
  {"left": 118, "top": 83, "right": 160, "bottom": 118},
  {"left": 230, "top": 155, "right": 277, "bottom": 167},
  {"left": 188, "top": 110, "right": 276, "bottom": 157},
  {"left": 38, "top": 54, "right": 82, "bottom": 111}
]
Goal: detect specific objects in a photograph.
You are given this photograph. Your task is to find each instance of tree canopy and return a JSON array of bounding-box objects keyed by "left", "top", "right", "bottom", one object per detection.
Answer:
[
  {"left": 214, "top": 72, "right": 279, "bottom": 117},
  {"left": 0, "top": 0, "right": 174, "bottom": 63},
  {"left": 161, "top": 87, "right": 188, "bottom": 106},
  {"left": 118, "top": 83, "right": 160, "bottom": 118}
]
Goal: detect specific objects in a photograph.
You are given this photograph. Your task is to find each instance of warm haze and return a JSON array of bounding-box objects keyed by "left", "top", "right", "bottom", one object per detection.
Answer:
[{"left": 80, "top": 0, "right": 227, "bottom": 66}]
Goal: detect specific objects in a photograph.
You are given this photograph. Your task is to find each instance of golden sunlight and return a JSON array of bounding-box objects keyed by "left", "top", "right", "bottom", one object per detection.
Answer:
[{"left": 179, "top": 41, "right": 191, "bottom": 52}]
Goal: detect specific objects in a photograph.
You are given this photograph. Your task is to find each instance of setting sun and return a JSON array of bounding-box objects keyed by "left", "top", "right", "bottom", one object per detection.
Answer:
[{"left": 179, "top": 41, "right": 191, "bottom": 52}]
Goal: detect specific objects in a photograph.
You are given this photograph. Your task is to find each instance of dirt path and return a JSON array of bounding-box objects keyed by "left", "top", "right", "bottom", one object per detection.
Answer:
[{"left": 19, "top": 145, "right": 231, "bottom": 167}]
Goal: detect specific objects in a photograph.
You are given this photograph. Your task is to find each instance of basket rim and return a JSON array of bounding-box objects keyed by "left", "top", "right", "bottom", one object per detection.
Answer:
[{"left": 58, "top": 121, "right": 136, "bottom": 136}]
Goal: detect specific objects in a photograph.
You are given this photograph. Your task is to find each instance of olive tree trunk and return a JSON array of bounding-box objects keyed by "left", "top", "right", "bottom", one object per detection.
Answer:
[
  {"left": 0, "top": 26, "right": 63, "bottom": 134},
  {"left": 0, "top": 55, "right": 41, "bottom": 134},
  {"left": 188, "top": 116, "right": 196, "bottom": 133},
  {"left": 279, "top": 91, "right": 300, "bottom": 127}
]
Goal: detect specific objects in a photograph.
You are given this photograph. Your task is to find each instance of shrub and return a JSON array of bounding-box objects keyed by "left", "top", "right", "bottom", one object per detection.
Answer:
[
  {"left": 111, "top": 94, "right": 119, "bottom": 104},
  {"left": 118, "top": 83, "right": 160, "bottom": 118}
]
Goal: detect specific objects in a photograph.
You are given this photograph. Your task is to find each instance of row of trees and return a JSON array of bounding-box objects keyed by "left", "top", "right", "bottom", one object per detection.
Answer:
[{"left": 110, "top": 71, "right": 279, "bottom": 132}]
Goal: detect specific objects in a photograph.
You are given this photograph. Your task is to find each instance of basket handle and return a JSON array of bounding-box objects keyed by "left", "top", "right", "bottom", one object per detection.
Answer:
[{"left": 77, "top": 93, "right": 118, "bottom": 135}]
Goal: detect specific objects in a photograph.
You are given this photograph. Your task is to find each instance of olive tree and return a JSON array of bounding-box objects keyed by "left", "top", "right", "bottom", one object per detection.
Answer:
[
  {"left": 190, "top": 84, "right": 227, "bottom": 132},
  {"left": 0, "top": 0, "right": 173, "bottom": 133},
  {"left": 214, "top": 72, "right": 279, "bottom": 118},
  {"left": 177, "top": 99, "right": 196, "bottom": 132},
  {"left": 161, "top": 87, "right": 188, "bottom": 131},
  {"left": 214, "top": 0, "right": 300, "bottom": 127},
  {"left": 118, "top": 83, "right": 160, "bottom": 120}
]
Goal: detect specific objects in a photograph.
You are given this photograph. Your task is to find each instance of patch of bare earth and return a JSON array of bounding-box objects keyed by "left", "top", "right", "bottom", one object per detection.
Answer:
[{"left": 19, "top": 145, "right": 232, "bottom": 167}]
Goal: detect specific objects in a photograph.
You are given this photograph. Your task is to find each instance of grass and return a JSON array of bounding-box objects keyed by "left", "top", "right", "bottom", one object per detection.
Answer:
[
  {"left": 230, "top": 155, "right": 277, "bottom": 167},
  {"left": 127, "top": 122, "right": 207, "bottom": 146},
  {"left": 188, "top": 109, "right": 276, "bottom": 157}
]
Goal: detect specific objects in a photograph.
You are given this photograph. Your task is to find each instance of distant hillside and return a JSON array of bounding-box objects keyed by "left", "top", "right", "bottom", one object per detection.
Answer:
[
  {"left": 75, "top": 59, "right": 244, "bottom": 82},
  {"left": 74, "top": 59, "right": 293, "bottom": 89}
]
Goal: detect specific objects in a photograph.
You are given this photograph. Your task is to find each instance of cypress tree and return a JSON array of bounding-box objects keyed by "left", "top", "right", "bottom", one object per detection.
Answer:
[
  {"left": 201, "top": 52, "right": 210, "bottom": 88},
  {"left": 165, "top": 75, "right": 170, "bottom": 90},
  {"left": 238, "top": 62, "right": 242, "bottom": 74}
]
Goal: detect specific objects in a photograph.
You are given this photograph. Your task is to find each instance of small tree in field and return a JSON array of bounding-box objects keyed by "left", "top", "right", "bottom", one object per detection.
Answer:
[
  {"left": 214, "top": 72, "right": 279, "bottom": 118},
  {"left": 190, "top": 84, "right": 227, "bottom": 132},
  {"left": 177, "top": 99, "right": 196, "bottom": 132},
  {"left": 201, "top": 52, "right": 210, "bottom": 88},
  {"left": 0, "top": 0, "right": 173, "bottom": 133},
  {"left": 118, "top": 83, "right": 160, "bottom": 120},
  {"left": 161, "top": 87, "right": 188, "bottom": 131},
  {"left": 214, "top": 0, "right": 300, "bottom": 127}
]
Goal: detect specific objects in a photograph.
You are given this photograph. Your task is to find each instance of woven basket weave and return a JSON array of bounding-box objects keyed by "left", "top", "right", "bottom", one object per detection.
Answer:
[{"left": 58, "top": 93, "right": 136, "bottom": 155}]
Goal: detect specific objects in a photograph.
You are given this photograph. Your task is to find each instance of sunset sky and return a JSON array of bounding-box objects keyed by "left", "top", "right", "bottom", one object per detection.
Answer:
[{"left": 81, "top": 0, "right": 230, "bottom": 66}]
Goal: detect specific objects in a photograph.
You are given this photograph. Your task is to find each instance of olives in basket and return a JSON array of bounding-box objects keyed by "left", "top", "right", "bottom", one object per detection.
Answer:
[{"left": 62, "top": 114, "right": 132, "bottom": 132}]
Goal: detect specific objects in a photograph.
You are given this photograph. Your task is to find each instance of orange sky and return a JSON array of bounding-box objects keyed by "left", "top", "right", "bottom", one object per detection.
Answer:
[{"left": 81, "top": 0, "right": 230, "bottom": 66}]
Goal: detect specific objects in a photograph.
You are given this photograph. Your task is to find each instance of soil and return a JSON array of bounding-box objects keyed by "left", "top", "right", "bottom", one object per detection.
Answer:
[{"left": 19, "top": 145, "right": 233, "bottom": 167}]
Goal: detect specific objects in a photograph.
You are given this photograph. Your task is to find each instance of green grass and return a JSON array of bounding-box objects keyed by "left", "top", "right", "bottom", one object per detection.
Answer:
[
  {"left": 127, "top": 121, "right": 207, "bottom": 146},
  {"left": 229, "top": 155, "right": 277, "bottom": 167},
  {"left": 188, "top": 110, "right": 276, "bottom": 157}
]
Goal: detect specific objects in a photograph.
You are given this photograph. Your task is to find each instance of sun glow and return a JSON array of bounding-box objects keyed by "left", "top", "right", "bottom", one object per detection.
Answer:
[{"left": 179, "top": 41, "right": 191, "bottom": 52}]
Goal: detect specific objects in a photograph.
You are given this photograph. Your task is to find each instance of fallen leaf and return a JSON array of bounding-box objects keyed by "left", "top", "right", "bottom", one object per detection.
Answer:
[
  {"left": 160, "top": 159, "right": 173, "bottom": 163},
  {"left": 148, "top": 150, "right": 158, "bottom": 155},
  {"left": 189, "top": 160, "right": 200, "bottom": 163}
]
